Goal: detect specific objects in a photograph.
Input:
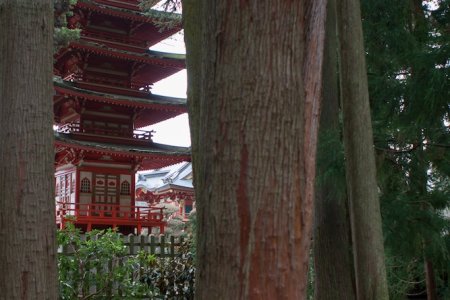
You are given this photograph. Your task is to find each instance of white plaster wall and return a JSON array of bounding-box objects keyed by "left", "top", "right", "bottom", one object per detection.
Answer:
[
  {"left": 80, "top": 171, "right": 92, "bottom": 181},
  {"left": 120, "top": 174, "right": 131, "bottom": 184}
]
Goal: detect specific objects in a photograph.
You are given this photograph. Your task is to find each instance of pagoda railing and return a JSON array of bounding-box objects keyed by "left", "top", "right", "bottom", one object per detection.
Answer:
[
  {"left": 57, "top": 123, "right": 154, "bottom": 141},
  {"left": 56, "top": 202, "right": 165, "bottom": 232}
]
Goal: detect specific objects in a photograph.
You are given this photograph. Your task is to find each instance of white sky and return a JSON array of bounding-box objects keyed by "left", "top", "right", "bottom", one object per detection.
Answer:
[{"left": 145, "top": 31, "right": 191, "bottom": 147}]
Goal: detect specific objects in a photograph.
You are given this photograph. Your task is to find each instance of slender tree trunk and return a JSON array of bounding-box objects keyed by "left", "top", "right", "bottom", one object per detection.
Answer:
[
  {"left": 408, "top": 2, "right": 439, "bottom": 298},
  {"left": 0, "top": 1, "right": 57, "bottom": 299},
  {"left": 424, "top": 259, "right": 437, "bottom": 300},
  {"left": 194, "top": 1, "right": 326, "bottom": 298},
  {"left": 336, "top": 0, "right": 389, "bottom": 299},
  {"left": 313, "top": 0, "right": 356, "bottom": 299}
]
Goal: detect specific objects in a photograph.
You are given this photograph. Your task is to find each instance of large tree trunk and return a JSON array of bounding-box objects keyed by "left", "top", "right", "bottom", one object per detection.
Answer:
[
  {"left": 0, "top": 1, "right": 57, "bottom": 299},
  {"left": 313, "top": 0, "right": 356, "bottom": 299},
  {"left": 194, "top": 1, "right": 326, "bottom": 298},
  {"left": 336, "top": 0, "right": 389, "bottom": 299},
  {"left": 182, "top": 0, "right": 202, "bottom": 203}
]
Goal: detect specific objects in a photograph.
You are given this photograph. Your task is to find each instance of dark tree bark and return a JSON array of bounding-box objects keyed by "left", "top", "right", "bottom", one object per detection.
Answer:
[
  {"left": 336, "top": 0, "right": 389, "bottom": 299},
  {"left": 424, "top": 259, "right": 438, "bottom": 300},
  {"left": 193, "top": 1, "right": 327, "bottom": 298},
  {"left": 0, "top": 1, "right": 57, "bottom": 299},
  {"left": 313, "top": 0, "right": 356, "bottom": 299},
  {"left": 182, "top": 0, "right": 202, "bottom": 199}
]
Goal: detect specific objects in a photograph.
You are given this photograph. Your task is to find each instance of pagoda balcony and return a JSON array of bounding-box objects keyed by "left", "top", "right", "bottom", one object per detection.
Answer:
[
  {"left": 56, "top": 202, "right": 166, "bottom": 234},
  {"left": 57, "top": 123, "right": 154, "bottom": 145}
]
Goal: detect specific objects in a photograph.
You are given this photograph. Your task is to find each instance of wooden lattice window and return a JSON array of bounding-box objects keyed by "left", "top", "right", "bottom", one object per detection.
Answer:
[
  {"left": 120, "top": 181, "right": 130, "bottom": 195},
  {"left": 80, "top": 177, "right": 91, "bottom": 193}
]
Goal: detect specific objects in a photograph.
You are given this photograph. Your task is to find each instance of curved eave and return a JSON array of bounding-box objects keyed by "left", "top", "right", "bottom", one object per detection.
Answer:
[
  {"left": 77, "top": 1, "right": 182, "bottom": 30},
  {"left": 157, "top": 183, "right": 194, "bottom": 192},
  {"left": 147, "top": 50, "right": 185, "bottom": 60},
  {"left": 60, "top": 42, "right": 185, "bottom": 69},
  {"left": 54, "top": 80, "right": 187, "bottom": 112},
  {"left": 55, "top": 133, "right": 191, "bottom": 170},
  {"left": 55, "top": 133, "right": 190, "bottom": 157}
]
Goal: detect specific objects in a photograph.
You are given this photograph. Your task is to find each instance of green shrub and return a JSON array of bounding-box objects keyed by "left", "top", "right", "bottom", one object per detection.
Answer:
[{"left": 57, "top": 224, "right": 196, "bottom": 299}]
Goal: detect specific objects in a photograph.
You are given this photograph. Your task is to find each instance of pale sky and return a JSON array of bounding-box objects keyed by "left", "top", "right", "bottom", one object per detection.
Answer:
[{"left": 145, "top": 31, "right": 191, "bottom": 147}]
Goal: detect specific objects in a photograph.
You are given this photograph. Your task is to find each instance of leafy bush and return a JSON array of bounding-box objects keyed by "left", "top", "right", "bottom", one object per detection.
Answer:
[
  {"left": 140, "top": 240, "right": 195, "bottom": 299},
  {"left": 57, "top": 224, "right": 196, "bottom": 299},
  {"left": 58, "top": 224, "right": 156, "bottom": 299}
]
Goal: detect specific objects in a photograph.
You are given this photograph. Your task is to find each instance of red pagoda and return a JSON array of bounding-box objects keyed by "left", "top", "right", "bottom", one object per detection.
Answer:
[{"left": 53, "top": 0, "right": 190, "bottom": 234}]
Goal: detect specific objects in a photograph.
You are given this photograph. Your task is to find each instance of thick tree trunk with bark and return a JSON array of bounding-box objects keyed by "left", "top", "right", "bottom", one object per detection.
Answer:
[
  {"left": 0, "top": 1, "right": 57, "bottom": 299},
  {"left": 313, "top": 0, "right": 356, "bottom": 299},
  {"left": 182, "top": 0, "right": 202, "bottom": 197},
  {"left": 336, "top": 0, "right": 389, "bottom": 299},
  {"left": 193, "top": 1, "right": 326, "bottom": 299}
]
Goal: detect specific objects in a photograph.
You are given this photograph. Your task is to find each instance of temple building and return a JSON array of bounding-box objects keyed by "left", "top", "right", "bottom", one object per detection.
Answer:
[
  {"left": 53, "top": 0, "right": 190, "bottom": 234},
  {"left": 136, "top": 161, "right": 195, "bottom": 223}
]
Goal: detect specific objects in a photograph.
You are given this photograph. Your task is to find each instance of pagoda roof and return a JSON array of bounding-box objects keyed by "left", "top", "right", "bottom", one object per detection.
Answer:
[
  {"left": 55, "top": 133, "right": 191, "bottom": 170},
  {"left": 77, "top": 0, "right": 182, "bottom": 24},
  {"left": 54, "top": 77, "right": 186, "bottom": 110},
  {"left": 59, "top": 41, "right": 185, "bottom": 68},
  {"left": 136, "top": 162, "right": 193, "bottom": 191},
  {"left": 146, "top": 50, "right": 185, "bottom": 60}
]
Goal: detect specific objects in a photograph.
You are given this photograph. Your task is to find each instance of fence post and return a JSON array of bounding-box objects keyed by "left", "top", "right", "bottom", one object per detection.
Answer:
[
  {"left": 150, "top": 235, "right": 156, "bottom": 255},
  {"left": 140, "top": 235, "right": 146, "bottom": 253},
  {"left": 128, "top": 234, "right": 135, "bottom": 255},
  {"left": 160, "top": 235, "right": 166, "bottom": 258},
  {"left": 170, "top": 236, "right": 175, "bottom": 258}
]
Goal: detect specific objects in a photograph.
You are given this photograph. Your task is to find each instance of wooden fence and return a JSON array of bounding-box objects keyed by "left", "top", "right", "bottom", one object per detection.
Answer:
[
  {"left": 57, "top": 234, "right": 192, "bottom": 298},
  {"left": 59, "top": 234, "right": 186, "bottom": 257}
]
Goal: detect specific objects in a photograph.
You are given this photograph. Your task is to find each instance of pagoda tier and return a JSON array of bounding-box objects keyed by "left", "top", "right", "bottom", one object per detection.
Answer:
[
  {"left": 54, "top": 0, "right": 189, "bottom": 234},
  {"left": 54, "top": 78, "right": 186, "bottom": 129},
  {"left": 54, "top": 41, "right": 185, "bottom": 95},
  {"left": 68, "top": 0, "right": 181, "bottom": 52},
  {"left": 55, "top": 133, "right": 190, "bottom": 171}
]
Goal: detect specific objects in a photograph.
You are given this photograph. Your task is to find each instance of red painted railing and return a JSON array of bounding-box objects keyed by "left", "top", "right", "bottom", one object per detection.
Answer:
[
  {"left": 56, "top": 202, "right": 165, "bottom": 233},
  {"left": 57, "top": 123, "right": 154, "bottom": 141}
]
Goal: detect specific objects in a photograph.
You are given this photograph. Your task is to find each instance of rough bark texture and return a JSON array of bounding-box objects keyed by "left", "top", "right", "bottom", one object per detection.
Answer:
[
  {"left": 336, "top": 0, "right": 389, "bottom": 299},
  {"left": 0, "top": 1, "right": 57, "bottom": 299},
  {"left": 182, "top": 0, "right": 202, "bottom": 200},
  {"left": 194, "top": 1, "right": 326, "bottom": 299},
  {"left": 313, "top": 0, "right": 356, "bottom": 299}
]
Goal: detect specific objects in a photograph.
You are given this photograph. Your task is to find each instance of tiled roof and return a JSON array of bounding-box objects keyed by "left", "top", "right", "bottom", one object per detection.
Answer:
[
  {"left": 54, "top": 77, "right": 187, "bottom": 108},
  {"left": 55, "top": 132, "right": 191, "bottom": 157}
]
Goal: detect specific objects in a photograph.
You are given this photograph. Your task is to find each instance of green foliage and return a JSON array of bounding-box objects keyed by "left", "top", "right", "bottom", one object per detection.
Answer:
[
  {"left": 140, "top": 241, "right": 196, "bottom": 299},
  {"left": 54, "top": 0, "right": 80, "bottom": 50},
  {"left": 139, "top": 0, "right": 182, "bottom": 30},
  {"left": 57, "top": 224, "right": 156, "bottom": 299},
  {"left": 57, "top": 224, "right": 196, "bottom": 299},
  {"left": 362, "top": 0, "right": 450, "bottom": 297},
  {"left": 186, "top": 211, "right": 197, "bottom": 259},
  {"left": 54, "top": 27, "right": 80, "bottom": 49},
  {"left": 385, "top": 254, "right": 426, "bottom": 300}
]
